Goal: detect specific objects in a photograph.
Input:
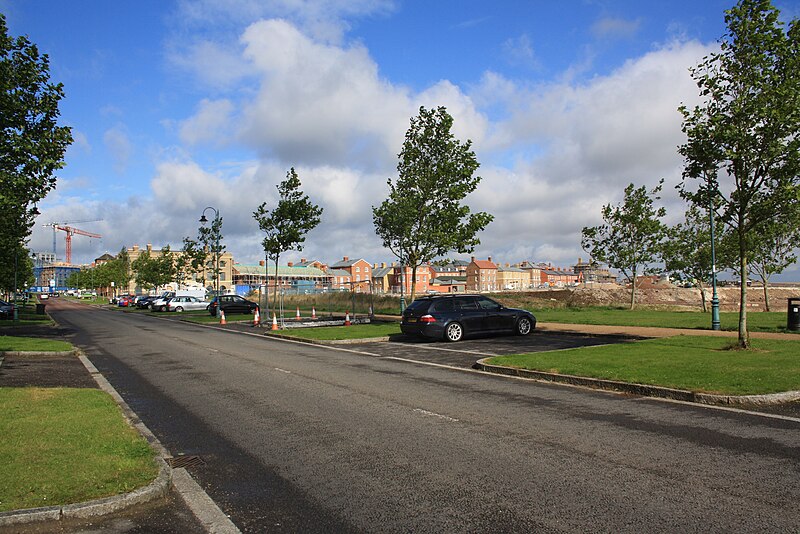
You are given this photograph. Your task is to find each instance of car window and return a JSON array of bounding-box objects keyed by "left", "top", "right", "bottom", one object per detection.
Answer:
[
  {"left": 431, "top": 299, "right": 454, "bottom": 313},
  {"left": 476, "top": 296, "right": 501, "bottom": 311},
  {"left": 456, "top": 297, "right": 478, "bottom": 311},
  {"left": 405, "top": 299, "right": 431, "bottom": 313}
]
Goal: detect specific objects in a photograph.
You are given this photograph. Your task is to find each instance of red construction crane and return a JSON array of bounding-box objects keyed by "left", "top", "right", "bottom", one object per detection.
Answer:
[{"left": 52, "top": 225, "right": 102, "bottom": 264}]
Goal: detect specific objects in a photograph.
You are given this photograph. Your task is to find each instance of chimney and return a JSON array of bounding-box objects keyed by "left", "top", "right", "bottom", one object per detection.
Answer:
[
  {"left": 287, "top": 262, "right": 293, "bottom": 267},
  {"left": 132, "top": 245, "right": 139, "bottom": 251},
  {"left": 381, "top": 262, "right": 386, "bottom": 268},
  {"left": 301, "top": 258, "right": 306, "bottom": 263},
  {"left": 488, "top": 256, "right": 492, "bottom": 263},
  {"left": 343, "top": 256, "right": 349, "bottom": 262},
  {"left": 506, "top": 263, "right": 510, "bottom": 268},
  {"left": 471, "top": 256, "right": 475, "bottom": 263},
  {"left": 147, "top": 243, "right": 152, "bottom": 253},
  {"left": 259, "top": 260, "right": 265, "bottom": 266}
]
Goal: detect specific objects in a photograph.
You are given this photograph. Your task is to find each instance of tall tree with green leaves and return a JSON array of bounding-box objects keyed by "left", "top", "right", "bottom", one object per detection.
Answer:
[
  {"left": 131, "top": 246, "right": 176, "bottom": 291},
  {"left": 253, "top": 168, "right": 323, "bottom": 308},
  {"left": 198, "top": 215, "right": 225, "bottom": 294},
  {"left": 678, "top": 0, "right": 800, "bottom": 347},
  {"left": 581, "top": 181, "right": 668, "bottom": 310},
  {"left": 748, "top": 213, "right": 800, "bottom": 311},
  {"left": 372, "top": 106, "right": 493, "bottom": 303},
  {"left": 0, "top": 15, "right": 72, "bottom": 289},
  {"left": 180, "top": 236, "right": 208, "bottom": 288},
  {"left": 663, "top": 205, "right": 734, "bottom": 312}
]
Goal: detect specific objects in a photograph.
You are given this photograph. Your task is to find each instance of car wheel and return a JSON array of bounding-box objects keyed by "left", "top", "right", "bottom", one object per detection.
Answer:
[
  {"left": 148, "top": 304, "right": 154, "bottom": 310},
  {"left": 445, "top": 322, "right": 464, "bottom": 342},
  {"left": 175, "top": 306, "right": 184, "bottom": 312},
  {"left": 159, "top": 305, "right": 165, "bottom": 312},
  {"left": 516, "top": 317, "right": 532, "bottom": 336}
]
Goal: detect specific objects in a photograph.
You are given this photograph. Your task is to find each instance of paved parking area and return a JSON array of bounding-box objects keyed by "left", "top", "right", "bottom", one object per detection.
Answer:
[{"left": 342, "top": 331, "right": 634, "bottom": 368}]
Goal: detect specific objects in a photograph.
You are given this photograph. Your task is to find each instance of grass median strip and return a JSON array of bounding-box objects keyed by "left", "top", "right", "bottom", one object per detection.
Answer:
[
  {"left": 531, "top": 308, "right": 793, "bottom": 333},
  {"left": 0, "top": 387, "right": 158, "bottom": 513},
  {"left": 487, "top": 335, "right": 800, "bottom": 396},
  {"left": 0, "top": 336, "right": 73, "bottom": 352}
]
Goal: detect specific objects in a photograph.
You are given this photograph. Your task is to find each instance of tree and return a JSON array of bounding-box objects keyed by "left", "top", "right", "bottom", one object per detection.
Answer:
[
  {"left": 581, "top": 181, "right": 668, "bottom": 310},
  {"left": 372, "top": 106, "right": 493, "bottom": 303},
  {"left": 198, "top": 215, "right": 225, "bottom": 294},
  {"left": 180, "top": 236, "right": 207, "bottom": 288},
  {"left": 253, "top": 168, "right": 323, "bottom": 308},
  {"left": 0, "top": 15, "right": 72, "bottom": 289},
  {"left": 678, "top": 0, "right": 800, "bottom": 347},
  {"left": 748, "top": 213, "right": 800, "bottom": 311},
  {"left": 663, "top": 205, "right": 734, "bottom": 311},
  {"left": 131, "top": 246, "right": 176, "bottom": 291}
]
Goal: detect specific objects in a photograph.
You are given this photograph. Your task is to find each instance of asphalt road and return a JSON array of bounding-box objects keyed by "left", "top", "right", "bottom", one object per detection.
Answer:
[{"left": 48, "top": 301, "right": 800, "bottom": 532}]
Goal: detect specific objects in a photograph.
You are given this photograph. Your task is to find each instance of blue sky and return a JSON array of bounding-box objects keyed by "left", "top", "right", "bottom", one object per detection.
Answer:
[{"left": 3, "top": 0, "right": 799, "bottom": 279}]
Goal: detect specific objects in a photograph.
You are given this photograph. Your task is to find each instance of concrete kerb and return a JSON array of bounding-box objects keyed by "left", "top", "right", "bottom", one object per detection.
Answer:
[
  {"left": 0, "top": 352, "right": 172, "bottom": 528},
  {"left": 0, "top": 347, "right": 240, "bottom": 532},
  {"left": 474, "top": 358, "right": 800, "bottom": 406}
]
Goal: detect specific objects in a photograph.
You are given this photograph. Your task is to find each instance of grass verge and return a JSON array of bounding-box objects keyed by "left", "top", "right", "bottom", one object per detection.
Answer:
[
  {"left": 531, "top": 307, "right": 794, "bottom": 333},
  {"left": 0, "top": 336, "right": 73, "bottom": 352},
  {"left": 267, "top": 322, "right": 401, "bottom": 341},
  {"left": 487, "top": 335, "right": 800, "bottom": 396},
  {"left": 0, "top": 388, "right": 158, "bottom": 512}
]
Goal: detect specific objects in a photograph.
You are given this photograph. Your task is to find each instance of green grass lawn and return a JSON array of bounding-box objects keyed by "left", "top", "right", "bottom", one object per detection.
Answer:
[
  {"left": 0, "top": 336, "right": 73, "bottom": 352},
  {"left": 267, "top": 322, "right": 401, "bottom": 341},
  {"left": 0, "top": 388, "right": 158, "bottom": 512},
  {"left": 531, "top": 307, "right": 794, "bottom": 333},
  {"left": 487, "top": 335, "right": 800, "bottom": 396}
]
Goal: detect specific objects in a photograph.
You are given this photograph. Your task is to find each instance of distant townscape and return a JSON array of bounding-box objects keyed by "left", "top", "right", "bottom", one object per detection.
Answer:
[{"left": 31, "top": 244, "right": 621, "bottom": 297}]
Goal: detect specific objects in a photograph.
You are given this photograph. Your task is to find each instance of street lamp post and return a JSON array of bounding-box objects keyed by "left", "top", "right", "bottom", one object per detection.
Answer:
[
  {"left": 199, "top": 207, "right": 220, "bottom": 316},
  {"left": 709, "top": 197, "right": 721, "bottom": 331}
]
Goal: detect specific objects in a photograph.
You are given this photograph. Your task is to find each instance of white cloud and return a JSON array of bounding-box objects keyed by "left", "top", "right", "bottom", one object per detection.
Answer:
[
  {"left": 591, "top": 17, "right": 642, "bottom": 40},
  {"left": 179, "top": 99, "right": 236, "bottom": 146},
  {"left": 103, "top": 124, "right": 133, "bottom": 173}
]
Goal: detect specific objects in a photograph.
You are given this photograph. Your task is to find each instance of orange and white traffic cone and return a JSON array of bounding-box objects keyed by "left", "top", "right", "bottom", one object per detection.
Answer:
[
  {"left": 271, "top": 313, "right": 278, "bottom": 331},
  {"left": 311, "top": 306, "right": 317, "bottom": 319},
  {"left": 344, "top": 310, "right": 351, "bottom": 326},
  {"left": 296, "top": 306, "right": 301, "bottom": 320},
  {"left": 219, "top": 309, "right": 227, "bottom": 325},
  {"left": 253, "top": 308, "right": 260, "bottom": 326}
]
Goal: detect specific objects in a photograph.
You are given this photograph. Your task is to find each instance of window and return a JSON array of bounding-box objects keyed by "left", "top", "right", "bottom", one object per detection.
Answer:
[{"left": 355, "top": 266, "right": 360, "bottom": 272}]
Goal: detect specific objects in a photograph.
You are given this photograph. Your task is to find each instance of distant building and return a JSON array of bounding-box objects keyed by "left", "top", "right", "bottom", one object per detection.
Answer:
[
  {"left": 573, "top": 257, "right": 617, "bottom": 284},
  {"left": 497, "top": 264, "right": 527, "bottom": 290},
  {"left": 466, "top": 257, "right": 498, "bottom": 292},
  {"left": 329, "top": 257, "right": 372, "bottom": 292}
]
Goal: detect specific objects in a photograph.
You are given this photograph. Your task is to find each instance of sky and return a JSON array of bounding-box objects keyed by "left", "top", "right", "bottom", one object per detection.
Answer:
[{"left": 4, "top": 0, "right": 800, "bottom": 279}]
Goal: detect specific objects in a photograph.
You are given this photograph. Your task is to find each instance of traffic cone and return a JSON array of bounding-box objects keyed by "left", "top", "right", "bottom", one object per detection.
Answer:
[
  {"left": 219, "top": 309, "right": 227, "bottom": 325},
  {"left": 271, "top": 313, "right": 278, "bottom": 331},
  {"left": 253, "top": 308, "right": 261, "bottom": 326},
  {"left": 344, "top": 310, "right": 351, "bottom": 326},
  {"left": 311, "top": 306, "right": 317, "bottom": 319},
  {"left": 296, "top": 306, "right": 301, "bottom": 320}
]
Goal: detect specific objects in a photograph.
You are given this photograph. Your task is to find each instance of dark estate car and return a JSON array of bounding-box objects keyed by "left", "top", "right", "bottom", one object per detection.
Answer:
[
  {"left": 401, "top": 294, "right": 536, "bottom": 342},
  {"left": 0, "top": 299, "right": 14, "bottom": 320},
  {"left": 207, "top": 295, "right": 259, "bottom": 317}
]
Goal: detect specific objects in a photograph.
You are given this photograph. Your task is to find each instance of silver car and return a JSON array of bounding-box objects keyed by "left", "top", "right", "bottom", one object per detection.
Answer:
[{"left": 166, "top": 296, "right": 208, "bottom": 313}]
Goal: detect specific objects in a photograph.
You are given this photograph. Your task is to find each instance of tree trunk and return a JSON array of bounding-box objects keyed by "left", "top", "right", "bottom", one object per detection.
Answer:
[
  {"left": 409, "top": 264, "right": 418, "bottom": 303},
  {"left": 629, "top": 273, "right": 637, "bottom": 310},
  {"left": 697, "top": 280, "right": 707, "bottom": 313},
  {"left": 761, "top": 276, "right": 770, "bottom": 312},
  {"left": 738, "top": 248, "right": 749, "bottom": 349},
  {"left": 272, "top": 254, "right": 280, "bottom": 317}
]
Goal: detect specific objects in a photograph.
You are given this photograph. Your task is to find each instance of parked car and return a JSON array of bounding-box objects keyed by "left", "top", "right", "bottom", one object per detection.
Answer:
[
  {"left": 134, "top": 295, "right": 158, "bottom": 309},
  {"left": 0, "top": 299, "right": 14, "bottom": 319},
  {"left": 117, "top": 295, "right": 134, "bottom": 307},
  {"left": 400, "top": 294, "right": 536, "bottom": 342},
  {"left": 166, "top": 296, "right": 208, "bottom": 313},
  {"left": 207, "top": 295, "right": 259, "bottom": 316},
  {"left": 149, "top": 293, "right": 173, "bottom": 312}
]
